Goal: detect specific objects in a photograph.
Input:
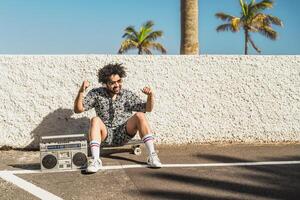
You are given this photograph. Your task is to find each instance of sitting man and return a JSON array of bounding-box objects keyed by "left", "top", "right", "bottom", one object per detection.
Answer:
[{"left": 74, "top": 63, "right": 161, "bottom": 173}]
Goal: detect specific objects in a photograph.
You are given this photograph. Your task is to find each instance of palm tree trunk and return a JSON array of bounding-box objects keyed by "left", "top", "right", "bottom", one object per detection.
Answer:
[
  {"left": 180, "top": 0, "right": 199, "bottom": 55},
  {"left": 244, "top": 29, "right": 248, "bottom": 55},
  {"left": 138, "top": 47, "right": 142, "bottom": 55}
]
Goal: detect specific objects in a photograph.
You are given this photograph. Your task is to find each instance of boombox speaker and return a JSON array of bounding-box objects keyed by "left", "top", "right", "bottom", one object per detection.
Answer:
[{"left": 40, "top": 134, "right": 88, "bottom": 172}]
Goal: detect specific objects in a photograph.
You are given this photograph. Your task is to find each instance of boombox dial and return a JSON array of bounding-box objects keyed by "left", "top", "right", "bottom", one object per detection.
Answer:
[
  {"left": 73, "top": 152, "right": 87, "bottom": 166},
  {"left": 42, "top": 154, "right": 58, "bottom": 169}
]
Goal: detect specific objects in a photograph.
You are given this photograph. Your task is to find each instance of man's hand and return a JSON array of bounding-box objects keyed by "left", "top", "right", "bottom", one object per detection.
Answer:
[
  {"left": 80, "top": 80, "right": 90, "bottom": 93},
  {"left": 141, "top": 86, "right": 153, "bottom": 96},
  {"left": 142, "top": 86, "right": 154, "bottom": 112},
  {"left": 74, "top": 80, "right": 89, "bottom": 113}
]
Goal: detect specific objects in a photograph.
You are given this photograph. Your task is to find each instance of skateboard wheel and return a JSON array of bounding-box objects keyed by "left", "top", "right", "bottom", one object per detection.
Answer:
[
  {"left": 131, "top": 145, "right": 140, "bottom": 150},
  {"left": 133, "top": 147, "right": 142, "bottom": 155}
]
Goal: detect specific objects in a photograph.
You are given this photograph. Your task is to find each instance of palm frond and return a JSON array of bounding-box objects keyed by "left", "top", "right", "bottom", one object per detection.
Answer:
[
  {"left": 216, "top": 23, "right": 236, "bottom": 32},
  {"left": 118, "top": 40, "right": 138, "bottom": 54},
  {"left": 243, "top": 3, "right": 249, "bottom": 16},
  {"left": 258, "top": 26, "right": 277, "bottom": 40},
  {"left": 251, "top": 13, "right": 283, "bottom": 30},
  {"left": 124, "top": 26, "right": 135, "bottom": 33},
  {"left": 122, "top": 33, "right": 139, "bottom": 43},
  {"left": 215, "top": 13, "right": 236, "bottom": 21},
  {"left": 148, "top": 42, "right": 167, "bottom": 54},
  {"left": 122, "top": 26, "right": 138, "bottom": 38},
  {"left": 250, "top": 0, "right": 274, "bottom": 13},
  {"left": 139, "top": 27, "right": 153, "bottom": 43},
  {"left": 267, "top": 15, "right": 283, "bottom": 26},
  {"left": 249, "top": 0, "right": 256, "bottom": 7},
  {"left": 141, "top": 48, "right": 152, "bottom": 55},
  {"left": 143, "top": 21, "right": 154, "bottom": 30},
  {"left": 144, "top": 31, "right": 163, "bottom": 42},
  {"left": 251, "top": 13, "right": 269, "bottom": 27},
  {"left": 247, "top": 25, "right": 259, "bottom": 32},
  {"left": 240, "top": 0, "right": 247, "bottom": 15},
  {"left": 232, "top": 18, "right": 241, "bottom": 31}
]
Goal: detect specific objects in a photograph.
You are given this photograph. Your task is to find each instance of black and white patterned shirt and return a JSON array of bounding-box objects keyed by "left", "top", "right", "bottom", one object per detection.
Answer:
[{"left": 83, "top": 87, "right": 146, "bottom": 128}]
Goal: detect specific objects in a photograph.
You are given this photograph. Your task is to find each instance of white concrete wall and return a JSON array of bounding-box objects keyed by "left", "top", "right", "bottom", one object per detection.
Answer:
[{"left": 0, "top": 55, "right": 299, "bottom": 149}]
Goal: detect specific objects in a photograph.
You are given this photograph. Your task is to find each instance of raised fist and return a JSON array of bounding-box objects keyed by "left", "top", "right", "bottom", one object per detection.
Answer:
[
  {"left": 141, "top": 86, "right": 153, "bottom": 96},
  {"left": 80, "top": 80, "right": 90, "bottom": 92}
]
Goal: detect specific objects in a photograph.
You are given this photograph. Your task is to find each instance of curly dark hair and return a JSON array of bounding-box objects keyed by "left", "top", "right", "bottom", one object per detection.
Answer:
[{"left": 98, "top": 63, "right": 127, "bottom": 84}]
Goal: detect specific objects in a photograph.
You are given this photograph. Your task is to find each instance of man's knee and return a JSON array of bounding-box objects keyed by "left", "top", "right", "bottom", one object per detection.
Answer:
[
  {"left": 90, "top": 117, "right": 107, "bottom": 137},
  {"left": 91, "top": 117, "right": 104, "bottom": 127},
  {"left": 135, "top": 112, "right": 146, "bottom": 121}
]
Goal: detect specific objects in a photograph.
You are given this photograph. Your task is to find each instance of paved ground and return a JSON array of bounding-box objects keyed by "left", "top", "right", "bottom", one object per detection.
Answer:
[{"left": 0, "top": 143, "right": 300, "bottom": 200}]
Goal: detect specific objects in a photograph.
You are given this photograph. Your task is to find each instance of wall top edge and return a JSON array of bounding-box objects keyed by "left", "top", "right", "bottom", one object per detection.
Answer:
[{"left": 0, "top": 54, "right": 299, "bottom": 57}]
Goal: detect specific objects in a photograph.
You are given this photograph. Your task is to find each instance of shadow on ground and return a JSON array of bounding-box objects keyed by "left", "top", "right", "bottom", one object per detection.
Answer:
[
  {"left": 9, "top": 163, "right": 40, "bottom": 170},
  {"left": 133, "top": 154, "right": 300, "bottom": 200}
]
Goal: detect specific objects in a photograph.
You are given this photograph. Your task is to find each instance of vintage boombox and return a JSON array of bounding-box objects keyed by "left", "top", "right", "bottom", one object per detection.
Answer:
[{"left": 40, "top": 134, "right": 88, "bottom": 172}]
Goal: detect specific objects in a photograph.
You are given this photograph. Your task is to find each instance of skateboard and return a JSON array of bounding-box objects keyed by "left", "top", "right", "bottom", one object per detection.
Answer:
[{"left": 101, "top": 139, "right": 143, "bottom": 155}]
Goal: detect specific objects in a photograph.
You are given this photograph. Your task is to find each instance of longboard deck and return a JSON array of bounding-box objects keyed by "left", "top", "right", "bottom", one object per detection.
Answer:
[
  {"left": 100, "top": 140, "right": 143, "bottom": 155},
  {"left": 101, "top": 139, "right": 143, "bottom": 148}
]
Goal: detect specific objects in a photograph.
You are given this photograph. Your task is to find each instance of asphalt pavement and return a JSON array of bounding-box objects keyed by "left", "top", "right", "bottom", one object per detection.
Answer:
[{"left": 1, "top": 143, "right": 300, "bottom": 200}]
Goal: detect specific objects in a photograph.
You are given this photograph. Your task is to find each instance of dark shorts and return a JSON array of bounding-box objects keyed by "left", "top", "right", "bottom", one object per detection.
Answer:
[{"left": 102, "top": 122, "right": 134, "bottom": 146}]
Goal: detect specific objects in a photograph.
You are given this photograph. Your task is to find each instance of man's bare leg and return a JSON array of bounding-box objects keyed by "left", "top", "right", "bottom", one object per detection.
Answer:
[
  {"left": 126, "top": 112, "right": 151, "bottom": 138},
  {"left": 89, "top": 117, "right": 108, "bottom": 143},
  {"left": 126, "top": 112, "right": 161, "bottom": 168},
  {"left": 87, "top": 117, "right": 108, "bottom": 173}
]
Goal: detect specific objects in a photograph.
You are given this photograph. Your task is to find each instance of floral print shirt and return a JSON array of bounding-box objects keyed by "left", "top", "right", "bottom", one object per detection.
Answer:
[{"left": 83, "top": 87, "right": 146, "bottom": 128}]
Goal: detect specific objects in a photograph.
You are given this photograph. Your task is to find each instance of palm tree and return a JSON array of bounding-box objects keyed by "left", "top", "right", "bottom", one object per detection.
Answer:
[
  {"left": 180, "top": 0, "right": 199, "bottom": 54},
  {"left": 215, "top": 0, "right": 283, "bottom": 54},
  {"left": 118, "top": 21, "right": 166, "bottom": 55}
]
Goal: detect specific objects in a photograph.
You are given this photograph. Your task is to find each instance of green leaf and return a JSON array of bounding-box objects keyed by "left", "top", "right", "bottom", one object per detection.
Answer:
[{"left": 240, "top": 0, "right": 246, "bottom": 15}]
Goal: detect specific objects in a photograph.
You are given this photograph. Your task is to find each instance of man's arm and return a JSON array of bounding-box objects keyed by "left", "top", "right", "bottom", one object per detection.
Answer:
[
  {"left": 74, "top": 80, "right": 89, "bottom": 113},
  {"left": 142, "top": 87, "right": 154, "bottom": 112}
]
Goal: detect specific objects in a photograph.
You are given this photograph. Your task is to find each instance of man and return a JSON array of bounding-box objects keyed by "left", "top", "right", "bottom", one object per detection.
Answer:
[{"left": 74, "top": 63, "right": 161, "bottom": 173}]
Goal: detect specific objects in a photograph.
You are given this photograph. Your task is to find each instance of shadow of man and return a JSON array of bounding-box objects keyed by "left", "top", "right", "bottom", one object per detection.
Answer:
[{"left": 27, "top": 108, "right": 90, "bottom": 150}]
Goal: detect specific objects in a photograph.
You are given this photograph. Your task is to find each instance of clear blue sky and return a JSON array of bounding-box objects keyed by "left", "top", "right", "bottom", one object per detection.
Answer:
[{"left": 0, "top": 0, "right": 299, "bottom": 55}]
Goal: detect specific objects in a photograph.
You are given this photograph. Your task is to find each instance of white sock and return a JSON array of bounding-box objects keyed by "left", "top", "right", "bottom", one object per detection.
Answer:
[
  {"left": 142, "top": 134, "right": 155, "bottom": 155},
  {"left": 90, "top": 140, "right": 100, "bottom": 160}
]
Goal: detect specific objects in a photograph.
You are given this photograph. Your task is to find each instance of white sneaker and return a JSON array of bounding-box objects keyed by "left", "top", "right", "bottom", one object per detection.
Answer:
[
  {"left": 86, "top": 158, "right": 102, "bottom": 173},
  {"left": 147, "top": 152, "right": 162, "bottom": 168}
]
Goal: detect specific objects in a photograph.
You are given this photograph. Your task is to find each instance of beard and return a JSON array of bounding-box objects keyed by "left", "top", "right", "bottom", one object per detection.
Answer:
[{"left": 108, "top": 86, "right": 121, "bottom": 94}]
